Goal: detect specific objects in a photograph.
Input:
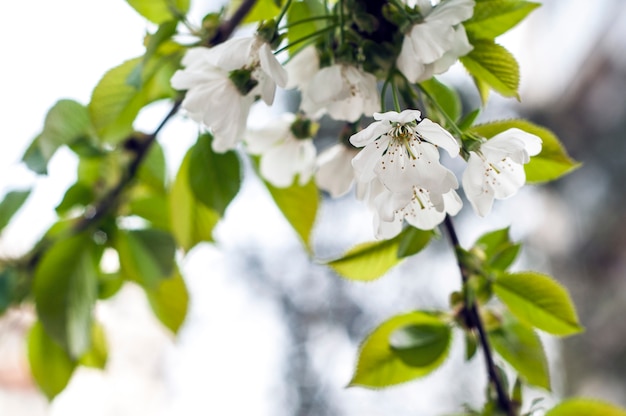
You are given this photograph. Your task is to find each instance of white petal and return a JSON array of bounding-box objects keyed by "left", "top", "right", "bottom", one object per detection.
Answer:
[
  {"left": 404, "top": 190, "right": 446, "bottom": 230},
  {"left": 245, "top": 115, "right": 293, "bottom": 154},
  {"left": 462, "top": 152, "right": 494, "bottom": 216},
  {"left": 315, "top": 145, "right": 357, "bottom": 197},
  {"left": 490, "top": 158, "right": 526, "bottom": 199},
  {"left": 261, "top": 142, "right": 299, "bottom": 187},
  {"left": 350, "top": 121, "right": 389, "bottom": 147},
  {"left": 374, "top": 211, "right": 403, "bottom": 239},
  {"left": 215, "top": 37, "right": 254, "bottom": 70},
  {"left": 375, "top": 109, "right": 422, "bottom": 123},
  {"left": 285, "top": 46, "right": 319, "bottom": 89},
  {"left": 352, "top": 136, "right": 390, "bottom": 183},
  {"left": 443, "top": 189, "right": 463, "bottom": 216},
  {"left": 407, "top": 20, "right": 455, "bottom": 64},
  {"left": 306, "top": 65, "right": 345, "bottom": 105},
  {"left": 259, "top": 42, "right": 288, "bottom": 88},
  {"left": 415, "top": 118, "right": 460, "bottom": 157},
  {"left": 427, "top": 0, "right": 475, "bottom": 25},
  {"left": 396, "top": 37, "right": 426, "bottom": 83}
]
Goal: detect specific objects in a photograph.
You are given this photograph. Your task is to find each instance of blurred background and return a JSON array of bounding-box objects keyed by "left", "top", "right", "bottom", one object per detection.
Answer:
[{"left": 1, "top": 0, "right": 625, "bottom": 414}]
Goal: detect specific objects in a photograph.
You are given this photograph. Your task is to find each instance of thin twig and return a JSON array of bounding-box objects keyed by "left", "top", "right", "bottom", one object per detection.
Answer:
[{"left": 443, "top": 216, "right": 515, "bottom": 416}]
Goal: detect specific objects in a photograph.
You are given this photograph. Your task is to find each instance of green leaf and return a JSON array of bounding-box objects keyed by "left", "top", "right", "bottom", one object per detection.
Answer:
[
  {"left": 489, "top": 313, "right": 550, "bottom": 390},
  {"left": 89, "top": 54, "right": 179, "bottom": 143},
  {"left": 129, "top": 193, "right": 171, "bottom": 230},
  {"left": 55, "top": 183, "right": 94, "bottom": 215},
  {"left": 328, "top": 235, "right": 403, "bottom": 281},
  {"left": 125, "top": 0, "right": 189, "bottom": 24},
  {"left": 0, "top": 267, "right": 19, "bottom": 314},
  {"left": 396, "top": 227, "right": 431, "bottom": 258},
  {"left": 237, "top": 0, "right": 281, "bottom": 24},
  {"left": 97, "top": 271, "right": 125, "bottom": 300},
  {"left": 465, "top": 1, "right": 540, "bottom": 40},
  {"left": 28, "top": 321, "right": 77, "bottom": 400},
  {"left": 170, "top": 151, "right": 220, "bottom": 252},
  {"left": 22, "top": 100, "right": 94, "bottom": 174},
  {"left": 138, "top": 140, "right": 167, "bottom": 193},
  {"left": 461, "top": 40, "right": 519, "bottom": 99},
  {"left": 116, "top": 228, "right": 176, "bottom": 288},
  {"left": 34, "top": 233, "right": 99, "bottom": 358},
  {"left": 265, "top": 178, "right": 319, "bottom": 251},
  {"left": 0, "top": 189, "right": 31, "bottom": 232},
  {"left": 286, "top": 0, "right": 327, "bottom": 54},
  {"left": 494, "top": 272, "right": 583, "bottom": 336},
  {"left": 189, "top": 133, "right": 242, "bottom": 216},
  {"left": 457, "top": 109, "right": 481, "bottom": 131},
  {"left": 474, "top": 227, "right": 520, "bottom": 271},
  {"left": 79, "top": 323, "right": 108, "bottom": 369},
  {"left": 471, "top": 119, "right": 581, "bottom": 183},
  {"left": 420, "top": 78, "right": 462, "bottom": 122},
  {"left": 350, "top": 312, "right": 451, "bottom": 388},
  {"left": 546, "top": 399, "right": 626, "bottom": 416},
  {"left": 146, "top": 271, "right": 189, "bottom": 333}
]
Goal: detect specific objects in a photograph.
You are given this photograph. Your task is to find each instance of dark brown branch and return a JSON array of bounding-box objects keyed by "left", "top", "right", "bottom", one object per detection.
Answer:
[
  {"left": 443, "top": 216, "right": 515, "bottom": 416},
  {"left": 209, "top": 0, "right": 259, "bottom": 45}
]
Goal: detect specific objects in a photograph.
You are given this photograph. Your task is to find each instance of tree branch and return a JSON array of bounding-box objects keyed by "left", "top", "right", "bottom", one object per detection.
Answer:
[{"left": 443, "top": 216, "right": 515, "bottom": 416}]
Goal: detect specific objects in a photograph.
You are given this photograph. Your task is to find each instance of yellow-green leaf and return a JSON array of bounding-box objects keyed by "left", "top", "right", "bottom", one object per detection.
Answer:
[
  {"left": 461, "top": 40, "right": 519, "bottom": 99},
  {"left": 471, "top": 119, "right": 580, "bottom": 183},
  {"left": 328, "top": 235, "right": 403, "bottom": 281},
  {"left": 89, "top": 54, "right": 178, "bottom": 143},
  {"left": 0, "top": 189, "right": 31, "bottom": 232},
  {"left": 265, "top": 179, "right": 319, "bottom": 252},
  {"left": 125, "top": 0, "right": 189, "bottom": 24},
  {"left": 350, "top": 312, "right": 451, "bottom": 388},
  {"left": 115, "top": 228, "right": 176, "bottom": 288},
  {"left": 170, "top": 151, "right": 220, "bottom": 252},
  {"left": 79, "top": 322, "right": 108, "bottom": 369},
  {"left": 146, "top": 271, "right": 189, "bottom": 333},
  {"left": 465, "top": 1, "right": 540, "bottom": 40},
  {"left": 34, "top": 233, "right": 98, "bottom": 358},
  {"left": 28, "top": 321, "right": 77, "bottom": 400},
  {"left": 489, "top": 312, "right": 550, "bottom": 390},
  {"left": 546, "top": 398, "right": 626, "bottom": 416},
  {"left": 494, "top": 272, "right": 583, "bottom": 336}
]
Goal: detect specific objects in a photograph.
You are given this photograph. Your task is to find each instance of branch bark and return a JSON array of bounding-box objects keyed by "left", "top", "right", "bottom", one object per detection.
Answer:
[{"left": 443, "top": 216, "right": 515, "bottom": 416}]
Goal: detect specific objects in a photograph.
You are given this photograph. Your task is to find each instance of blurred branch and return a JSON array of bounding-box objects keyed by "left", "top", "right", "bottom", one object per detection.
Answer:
[{"left": 443, "top": 216, "right": 515, "bottom": 416}]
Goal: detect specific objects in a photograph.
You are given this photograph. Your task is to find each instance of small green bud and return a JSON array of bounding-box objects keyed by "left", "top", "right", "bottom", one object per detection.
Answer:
[
  {"left": 290, "top": 117, "right": 318, "bottom": 139},
  {"left": 228, "top": 69, "right": 258, "bottom": 96}
]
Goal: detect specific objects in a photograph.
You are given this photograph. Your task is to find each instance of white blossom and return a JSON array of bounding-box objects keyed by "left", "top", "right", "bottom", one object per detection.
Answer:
[
  {"left": 285, "top": 46, "right": 320, "bottom": 90},
  {"left": 350, "top": 110, "right": 460, "bottom": 196},
  {"left": 397, "top": 0, "right": 475, "bottom": 83},
  {"left": 245, "top": 114, "right": 316, "bottom": 188},
  {"left": 171, "top": 36, "right": 287, "bottom": 152},
  {"left": 300, "top": 64, "right": 380, "bottom": 122},
  {"left": 373, "top": 186, "right": 463, "bottom": 239},
  {"left": 462, "top": 128, "right": 542, "bottom": 216},
  {"left": 315, "top": 143, "right": 359, "bottom": 197}
]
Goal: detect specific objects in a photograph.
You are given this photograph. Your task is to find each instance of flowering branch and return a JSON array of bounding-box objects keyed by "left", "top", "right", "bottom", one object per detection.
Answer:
[{"left": 443, "top": 216, "right": 515, "bottom": 416}]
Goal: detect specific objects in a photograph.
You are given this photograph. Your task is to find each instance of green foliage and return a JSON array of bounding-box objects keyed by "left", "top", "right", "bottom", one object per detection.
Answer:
[
  {"left": 116, "top": 228, "right": 177, "bottom": 288},
  {"left": 419, "top": 78, "right": 462, "bottom": 123},
  {"left": 461, "top": 40, "right": 520, "bottom": 100},
  {"left": 28, "top": 321, "right": 77, "bottom": 400},
  {"left": 471, "top": 119, "right": 581, "bottom": 183},
  {"left": 78, "top": 323, "right": 108, "bottom": 369},
  {"left": 146, "top": 271, "right": 189, "bottom": 333},
  {"left": 125, "top": 0, "right": 189, "bottom": 24},
  {"left": 189, "top": 133, "right": 242, "bottom": 216},
  {"left": 240, "top": 0, "right": 282, "bottom": 24},
  {"left": 170, "top": 151, "right": 220, "bottom": 252},
  {"left": 474, "top": 227, "right": 520, "bottom": 271},
  {"left": 34, "top": 233, "right": 99, "bottom": 358},
  {"left": 488, "top": 312, "right": 550, "bottom": 390},
  {"left": 350, "top": 312, "right": 451, "bottom": 388},
  {"left": 23, "top": 100, "right": 95, "bottom": 174},
  {"left": 89, "top": 53, "right": 180, "bottom": 144},
  {"left": 286, "top": 0, "right": 328, "bottom": 54},
  {"left": 264, "top": 178, "right": 319, "bottom": 251},
  {"left": 0, "top": 189, "right": 31, "bottom": 232},
  {"left": 465, "top": 0, "right": 540, "bottom": 40},
  {"left": 494, "top": 272, "right": 583, "bottom": 336},
  {"left": 329, "top": 227, "right": 431, "bottom": 281},
  {"left": 546, "top": 398, "right": 626, "bottom": 416}
]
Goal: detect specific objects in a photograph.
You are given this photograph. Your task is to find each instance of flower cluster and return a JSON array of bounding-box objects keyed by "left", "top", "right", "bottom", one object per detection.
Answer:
[{"left": 170, "top": 0, "right": 543, "bottom": 237}]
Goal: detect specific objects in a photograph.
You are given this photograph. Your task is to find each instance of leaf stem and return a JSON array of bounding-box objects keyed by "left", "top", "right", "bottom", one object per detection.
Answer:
[
  {"left": 275, "top": 0, "right": 293, "bottom": 30},
  {"left": 274, "top": 25, "right": 337, "bottom": 54},
  {"left": 443, "top": 216, "right": 515, "bottom": 416}
]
